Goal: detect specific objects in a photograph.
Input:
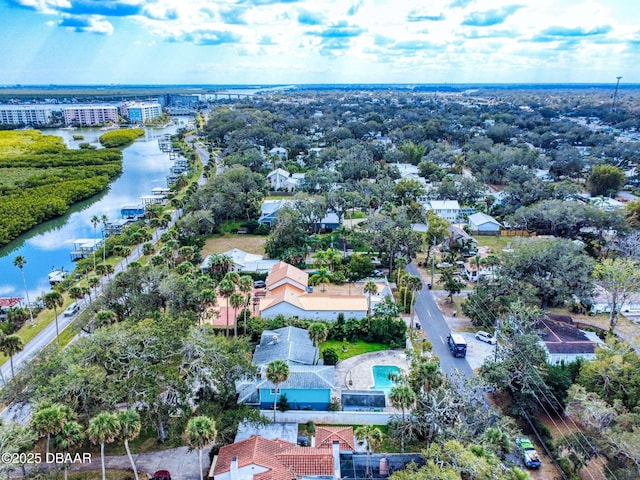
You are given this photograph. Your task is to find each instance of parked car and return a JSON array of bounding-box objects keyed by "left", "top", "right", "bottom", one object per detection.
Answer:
[
  {"left": 62, "top": 302, "right": 80, "bottom": 317},
  {"left": 253, "top": 280, "right": 266, "bottom": 289},
  {"left": 475, "top": 330, "right": 497, "bottom": 345},
  {"left": 373, "top": 269, "right": 384, "bottom": 277},
  {"left": 447, "top": 333, "right": 467, "bottom": 358},
  {"left": 151, "top": 471, "right": 172, "bottom": 480},
  {"left": 515, "top": 438, "right": 542, "bottom": 468}
]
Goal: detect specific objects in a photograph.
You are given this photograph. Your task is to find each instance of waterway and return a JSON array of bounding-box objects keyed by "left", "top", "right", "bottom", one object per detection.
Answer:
[{"left": 0, "top": 122, "right": 186, "bottom": 304}]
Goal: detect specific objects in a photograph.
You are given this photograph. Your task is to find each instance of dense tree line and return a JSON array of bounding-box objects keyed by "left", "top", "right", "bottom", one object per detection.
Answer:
[{"left": 0, "top": 130, "right": 125, "bottom": 246}]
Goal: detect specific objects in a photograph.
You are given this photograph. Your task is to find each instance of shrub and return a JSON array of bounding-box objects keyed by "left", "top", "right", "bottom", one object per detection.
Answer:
[
  {"left": 322, "top": 348, "right": 339, "bottom": 366},
  {"left": 327, "top": 397, "right": 341, "bottom": 411},
  {"left": 278, "top": 393, "right": 290, "bottom": 412}
]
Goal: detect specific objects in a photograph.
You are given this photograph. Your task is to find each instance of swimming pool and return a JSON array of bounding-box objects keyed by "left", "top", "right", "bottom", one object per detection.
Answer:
[{"left": 370, "top": 365, "right": 401, "bottom": 394}]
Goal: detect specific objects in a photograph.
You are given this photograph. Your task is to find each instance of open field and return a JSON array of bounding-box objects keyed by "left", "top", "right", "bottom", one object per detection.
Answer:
[{"left": 201, "top": 234, "right": 267, "bottom": 256}]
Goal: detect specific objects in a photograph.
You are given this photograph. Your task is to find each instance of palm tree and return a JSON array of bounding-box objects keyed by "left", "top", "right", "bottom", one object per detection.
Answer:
[
  {"left": 308, "top": 322, "right": 328, "bottom": 364},
  {"left": 117, "top": 410, "right": 142, "bottom": 480},
  {"left": 217, "top": 279, "right": 235, "bottom": 337},
  {"left": 88, "top": 412, "right": 120, "bottom": 480},
  {"left": 389, "top": 384, "right": 416, "bottom": 453},
  {"left": 405, "top": 275, "right": 423, "bottom": 325},
  {"left": 68, "top": 285, "right": 85, "bottom": 306},
  {"left": 363, "top": 280, "right": 378, "bottom": 317},
  {"left": 54, "top": 420, "right": 83, "bottom": 480},
  {"left": 91, "top": 215, "right": 100, "bottom": 271},
  {"left": 229, "top": 292, "right": 245, "bottom": 337},
  {"left": 44, "top": 291, "right": 64, "bottom": 345},
  {"left": 101, "top": 214, "right": 109, "bottom": 264},
  {"left": 13, "top": 256, "right": 34, "bottom": 327},
  {"left": 395, "top": 256, "right": 408, "bottom": 285},
  {"left": 266, "top": 360, "right": 290, "bottom": 422},
  {"left": 0, "top": 334, "right": 24, "bottom": 378},
  {"left": 238, "top": 275, "right": 253, "bottom": 329},
  {"left": 310, "top": 267, "right": 331, "bottom": 292},
  {"left": 199, "top": 288, "right": 217, "bottom": 325},
  {"left": 184, "top": 416, "right": 217, "bottom": 480},
  {"left": 354, "top": 425, "right": 384, "bottom": 477},
  {"left": 88, "top": 276, "right": 100, "bottom": 298},
  {"left": 31, "top": 403, "right": 68, "bottom": 456}
]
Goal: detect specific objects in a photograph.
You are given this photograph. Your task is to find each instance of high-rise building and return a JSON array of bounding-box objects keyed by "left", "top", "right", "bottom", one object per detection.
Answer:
[{"left": 120, "top": 101, "right": 162, "bottom": 123}]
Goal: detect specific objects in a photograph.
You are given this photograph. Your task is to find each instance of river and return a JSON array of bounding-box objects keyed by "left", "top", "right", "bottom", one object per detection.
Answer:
[{"left": 0, "top": 121, "right": 187, "bottom": 304}]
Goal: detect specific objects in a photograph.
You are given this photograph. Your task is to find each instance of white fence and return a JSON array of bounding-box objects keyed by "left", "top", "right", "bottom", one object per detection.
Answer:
[{"left": 259, "top": 410, "right": 393, "bottom": 425}]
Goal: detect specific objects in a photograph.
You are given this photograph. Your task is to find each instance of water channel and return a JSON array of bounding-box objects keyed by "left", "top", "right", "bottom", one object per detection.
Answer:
[{"left": 0, "top": 121, "right": 187, "bottom": 303}]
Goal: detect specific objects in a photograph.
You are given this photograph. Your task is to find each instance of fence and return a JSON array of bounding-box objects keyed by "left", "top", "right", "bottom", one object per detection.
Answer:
[
  {"left": 501, "top": 230, "right": 537, "bottom": 237},
  {"left": 259, "top": 410, "right": 393, "bottom": 425}
]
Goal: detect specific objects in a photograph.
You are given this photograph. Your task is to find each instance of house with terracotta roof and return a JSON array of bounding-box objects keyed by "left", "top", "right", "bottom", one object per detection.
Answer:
[
  {"left": 537, "top": 314, "right": 603, "bottom": 365},
  {"left": 0, "top": 297, "right": 23, "bottom": 320},
  {"left": 259, "top": 262, "right": 368, "bottom": 321},
  {"left": 209, "top": 426, "right": 354, "bottom": 480}
]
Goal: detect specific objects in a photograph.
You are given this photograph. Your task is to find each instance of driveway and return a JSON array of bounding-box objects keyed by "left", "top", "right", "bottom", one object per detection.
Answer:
[{"left": 69, "top": 446, "right": 203, "bottom": 480}]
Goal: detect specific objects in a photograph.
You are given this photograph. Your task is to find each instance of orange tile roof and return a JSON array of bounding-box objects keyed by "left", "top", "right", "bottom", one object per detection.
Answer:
[
  {"left": 266, "top": 261, "right": 308, "bottom": 289},
  {"left": 213, "top": 436, "right": 297, "bottom": 480},
  {"left": 315, "top": 426, "right": 356, "bottom": 450},
  {"left": 276, "top": 446, "right": 334, "bottom": 476}
]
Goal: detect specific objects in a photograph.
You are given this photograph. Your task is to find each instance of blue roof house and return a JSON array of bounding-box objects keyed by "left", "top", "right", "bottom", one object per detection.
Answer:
[
  {"left": 468, "top": 212, "right": 501, "bottom": 234},
  {"left": 236, "top": 326, "right": 335, "bottom": 411}
]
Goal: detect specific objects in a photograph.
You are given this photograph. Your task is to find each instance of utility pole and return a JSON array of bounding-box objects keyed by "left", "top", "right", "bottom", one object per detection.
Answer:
[
  {"left": 430, "top": 236, "right": 436, "bottom": 288},
  {"left": 612, "top": 76, "right": 622, "bottom": 113}
]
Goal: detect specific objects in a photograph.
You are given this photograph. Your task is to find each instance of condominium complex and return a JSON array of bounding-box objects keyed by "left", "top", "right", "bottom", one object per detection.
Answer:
[
  {"left": 120, "top": 101, "right": 162, "bottom": 123},
  {"left": 63, "top": 105, "right": 119, "bottom": 126},
  {"left": 0, "top": 105, "right": 57, "bottom": 125},
  {"left": 0, "top": 100, "right": 162, "bottom": 126}
]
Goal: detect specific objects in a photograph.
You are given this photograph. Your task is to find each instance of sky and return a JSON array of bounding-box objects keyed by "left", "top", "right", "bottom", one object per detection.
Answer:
[{"left": 1, "top": 0, "right": 639, "bottom": 85}]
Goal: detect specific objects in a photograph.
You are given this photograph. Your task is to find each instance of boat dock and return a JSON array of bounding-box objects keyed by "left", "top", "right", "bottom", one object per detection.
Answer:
[{"left": 70, "top": 238, "right": 102, "bottom": 260}]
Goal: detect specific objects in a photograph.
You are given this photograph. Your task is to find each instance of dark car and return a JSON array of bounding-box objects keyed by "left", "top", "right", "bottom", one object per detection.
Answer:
[{"left": 151, "top": 471, "right": 171, "bottom": 480}]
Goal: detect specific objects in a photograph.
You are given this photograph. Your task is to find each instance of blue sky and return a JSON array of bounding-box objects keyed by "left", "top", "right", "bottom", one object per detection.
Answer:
[{"left": 1, "top": 0, "right": 639, "bottom": 85}]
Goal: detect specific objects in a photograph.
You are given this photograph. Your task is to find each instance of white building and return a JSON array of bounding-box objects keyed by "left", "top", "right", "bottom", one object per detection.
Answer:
[
  {"left": 63, "top": 105, "right": 119, "bottom": 126},
  {"left": 0, "top": 105, "right": 56, "bottom": 125},
  {"left": 426, "top": 200, "right": 461, "bottom": 223},
  {"left": 120, "top": 101, "right": 162, "bottom": 123}
]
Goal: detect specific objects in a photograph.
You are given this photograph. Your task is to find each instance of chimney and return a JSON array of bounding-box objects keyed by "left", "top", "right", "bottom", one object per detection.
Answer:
[
  {"left": 230, "top": 456, "right": 239, "bottom": 480},
  {"left": 332, "top": 440, "right": 341, "bottom": 479}
]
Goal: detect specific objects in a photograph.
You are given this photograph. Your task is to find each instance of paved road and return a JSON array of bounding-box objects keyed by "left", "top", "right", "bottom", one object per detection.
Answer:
[{"left": 408, "top": 263, "right": 474, "bottom": 380}]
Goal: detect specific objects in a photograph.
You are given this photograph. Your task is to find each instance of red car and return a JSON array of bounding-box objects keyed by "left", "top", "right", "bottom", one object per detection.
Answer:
[{"left": 151, "top": 471, "right": 171, "bottom": 480}]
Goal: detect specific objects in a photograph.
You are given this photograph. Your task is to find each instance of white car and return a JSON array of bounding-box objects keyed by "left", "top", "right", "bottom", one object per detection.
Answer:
[
  {"left": 475, "top": 330, "right": 497, "bottom": 345},
  {"left": 63, "top": 302, "right": 80, "bottom": 317}
]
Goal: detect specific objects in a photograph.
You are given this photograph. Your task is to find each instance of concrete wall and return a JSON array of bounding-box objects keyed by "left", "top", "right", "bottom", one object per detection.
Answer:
[{"left": 259, "top": 410, "right": 392, "bottom": 425}]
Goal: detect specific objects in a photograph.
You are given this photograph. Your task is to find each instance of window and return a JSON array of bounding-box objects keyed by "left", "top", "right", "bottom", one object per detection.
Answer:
[{"left": 270, "top": 388, "right": 280, "bottom": 394}]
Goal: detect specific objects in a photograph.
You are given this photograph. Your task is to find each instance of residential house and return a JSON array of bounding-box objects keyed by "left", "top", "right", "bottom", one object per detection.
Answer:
[
  {"left": 236, "top": 326, "right": 334, "bottom": 410},
  {"left": 468, "top": 212, "right": 501, "bottom": 234},
  {"left": 537, "top": 314, "right": 603, "bottom": 365},
  {"left": 259, "top": 262, "right": 367, "bottom": 321},
  {"left": 445, "top": 225, "right": 478, "bottom": 254},
  {"left": 258, "top": 200, "right": 287, "bottom": 226},
  {"left": 269, "top": 146, "right": 288, "bottom": 160},
  {"left": 267, "top": 168, "right": 300, "bottom": 192},
  {"left": 258, "top": 199, "right": 341, "bottom": 231},
  {"left": 590, "top": 285, "right": 640, "bottom": 315},
  {"left": 425, "top": 200, "right": 461, "bottom": 223},
  {"left": 210, "top": 427, "right": 355, "bottom": 480},
  {"left": 0, "top": 297, "right": 23, "bottom": 320},
  {"left": 200, "top": 248, "right": 279, "bottom": 274}
]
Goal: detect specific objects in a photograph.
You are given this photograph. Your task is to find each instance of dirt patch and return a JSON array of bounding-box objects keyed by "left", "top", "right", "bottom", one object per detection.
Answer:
[{"left": 201, "top": 234, "right": 267, "bottom": 256}]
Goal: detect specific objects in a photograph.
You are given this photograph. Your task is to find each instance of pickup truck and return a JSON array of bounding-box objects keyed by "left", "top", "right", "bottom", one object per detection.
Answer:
[{"left": 515, "top": 438, "right": 542, "bottom": 468}]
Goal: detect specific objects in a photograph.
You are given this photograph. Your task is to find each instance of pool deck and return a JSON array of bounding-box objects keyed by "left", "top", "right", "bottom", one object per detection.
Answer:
[{"left": 333, "top": 349, "right": 410, "bottom": 396}]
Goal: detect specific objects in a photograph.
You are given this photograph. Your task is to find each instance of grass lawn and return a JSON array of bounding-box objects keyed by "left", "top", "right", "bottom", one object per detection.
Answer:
[
  {"left": 476, "top": 234, "right": 535, "bottom": 254},
  {"left": 202, "top": 234, "right": 267, "bottom": 257},
  {"left": 319, "top": 340, "right": 389, "bottom": 361}
]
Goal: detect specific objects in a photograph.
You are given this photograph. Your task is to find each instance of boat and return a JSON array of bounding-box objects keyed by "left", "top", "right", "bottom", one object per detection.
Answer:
[{"left": 48, "top": 267, "right": 69, "bottom": 285}]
